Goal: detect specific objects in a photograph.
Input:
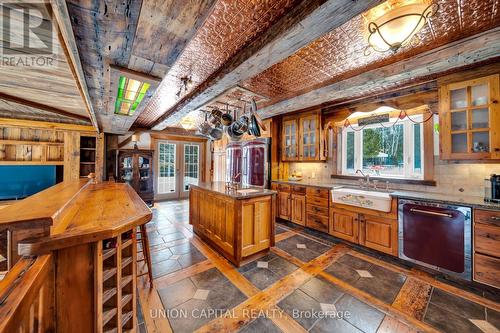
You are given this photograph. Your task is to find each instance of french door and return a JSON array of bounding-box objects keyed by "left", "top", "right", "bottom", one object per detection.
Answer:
[{"left": 157, "top": 141, "right": 202, "bottom": 200}]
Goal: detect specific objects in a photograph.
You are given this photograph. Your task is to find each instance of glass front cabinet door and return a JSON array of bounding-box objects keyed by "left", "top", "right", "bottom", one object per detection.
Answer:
[
  {"left": 300, "top": 114, "right": 320, "bottom": 160},
  {"left": 282, "top": 110, "right": 325, "bottom": 162},
  {"left": 282, "top": 118, "right": 298, "bottom": 161},
  {"left": 440, "top": 74, "right": 500, "bottom": 160}
]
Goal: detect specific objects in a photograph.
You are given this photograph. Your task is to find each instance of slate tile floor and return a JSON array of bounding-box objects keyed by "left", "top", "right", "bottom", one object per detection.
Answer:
[
  {"left": 324, "top": 254, "right": 407, "bottom": 304},
  {"left": 423, "top": 288, "right": 500, "bottom": 333},
  {"left": 141, "top": 200, "right": 500, "bottom": 333},
  {"left": 275, "top": 234, "right": 331, "bottom": 262},
  {"left": 277, "top": 276, "right": 384, "bottom": 332},
  {"left": 158, "top": 268, "right": 247, "bottom": 333},
  {"left": 238, "top": 252, "right": 298, "bottom": 290}
]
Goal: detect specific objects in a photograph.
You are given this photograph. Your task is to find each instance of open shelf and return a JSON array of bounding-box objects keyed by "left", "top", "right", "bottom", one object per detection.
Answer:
[{"left": 79, "top": 136, "right": 96, "bottom": 178}]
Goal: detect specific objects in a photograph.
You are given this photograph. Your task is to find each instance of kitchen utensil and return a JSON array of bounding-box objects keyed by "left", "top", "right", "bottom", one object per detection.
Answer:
[
  {"left": 198, "top": 112, "right": 212, "bottom": 136},
  {"left": 221, "top": 104, "right": 233, "bottom": 126},
  {"left": 236, "top": 115, "right": 249, "bottom": 134},
  {"left": 226, "top": 123, "right": 244, "bottom": 141},
  {"left": 209, "top": 108, "right": 223, "bottom": 126},
  {"left": 250, "top": 99, "right": 267, "bottom": 131},
  {"left": 248, "top": 113, "right": 261, "bottom": 137},
  {"left": 209, "top": 126, "right": 223, "bottom": 141}
]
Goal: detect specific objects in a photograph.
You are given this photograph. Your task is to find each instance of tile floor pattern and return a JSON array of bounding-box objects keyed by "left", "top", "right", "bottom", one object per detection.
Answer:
[{"left": 138, "top": 200, "right": 500, "bottom": 333}]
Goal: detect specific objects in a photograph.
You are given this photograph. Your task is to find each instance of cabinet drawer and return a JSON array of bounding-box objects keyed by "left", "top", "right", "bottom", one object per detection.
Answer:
[
  {"left": 474, "top": 223, "right": 500, "bottom": 257},
  {"left": 292, "top": 185, "right": 307, "bottom": 195},
  {"left": 278, "top": 184, "right": 291, "bottom": 192},
  {"left": 474, "top": 253, "right": 500, "bottom": 288},
  {"left": 306, "top": 213, "right": 329, "bottom": 232},
  {"left": 475, "top": 209, "right": 500, "bottom": 227},
  {"left": 306, "top": 187, "right": 330, "bottom": 199},
  {"left": 306, "top": 204, "right": 329, "bottom": 216},
  {"left": 307, "top": 196, "right": 329, "bottom": 207}
]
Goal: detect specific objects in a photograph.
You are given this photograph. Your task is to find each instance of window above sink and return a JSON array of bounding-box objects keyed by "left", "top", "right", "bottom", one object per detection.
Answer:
[{"left": 340, "top": 111, "right": 425, "bottom": 180}]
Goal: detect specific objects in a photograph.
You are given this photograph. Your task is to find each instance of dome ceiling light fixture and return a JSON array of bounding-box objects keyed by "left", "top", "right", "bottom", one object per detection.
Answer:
[{"left": 364, "top": 1, "right": 438, "bottom": 55}]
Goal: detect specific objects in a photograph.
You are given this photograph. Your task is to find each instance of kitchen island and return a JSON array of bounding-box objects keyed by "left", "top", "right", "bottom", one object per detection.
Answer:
[{"left": 189, "top": 182, "right": 276, "bottom": 266}]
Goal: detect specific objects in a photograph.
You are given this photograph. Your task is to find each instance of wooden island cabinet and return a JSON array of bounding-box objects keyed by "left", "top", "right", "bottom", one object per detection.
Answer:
[{"left": 189, "top": 182, "right": 276, "bottom": 266}]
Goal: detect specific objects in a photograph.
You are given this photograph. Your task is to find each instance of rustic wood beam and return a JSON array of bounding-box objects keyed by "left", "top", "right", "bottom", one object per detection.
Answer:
[
  {"left": 258, "top": 27, "right": 500, "bottom": 118},
  {"left": 117, "top": 134, "right": 135, "bottom": 149},
  {"left": 50, "top": 0, "right": 100, "bottom": 132},
  {"left": 322, "top": 81, "right": 438, "bottom": 114},
  {"left": 152, "top": 0, "right": 384, "bottom": 129},
  {"left": 0, "top": 92, "right": 90, "bottom": 122}
]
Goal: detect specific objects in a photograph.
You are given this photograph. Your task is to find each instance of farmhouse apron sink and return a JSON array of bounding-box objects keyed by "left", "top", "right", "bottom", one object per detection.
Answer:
[{"left": 331, "top": 187, "right": 393, "bottom": 212}]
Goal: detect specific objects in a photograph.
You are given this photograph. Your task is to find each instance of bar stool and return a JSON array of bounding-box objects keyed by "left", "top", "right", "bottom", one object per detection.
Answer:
[{"left": 137, "top": 224, "right": 153, "bottom": 288}]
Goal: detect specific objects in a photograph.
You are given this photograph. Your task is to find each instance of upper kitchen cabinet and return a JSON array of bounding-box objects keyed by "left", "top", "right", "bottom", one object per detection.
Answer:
[
  {"left": 281, "top": 110, "right": 325, "bottom": 162},
  {"left": 439, "top": 74, "right": 500, "bottom": 160}
]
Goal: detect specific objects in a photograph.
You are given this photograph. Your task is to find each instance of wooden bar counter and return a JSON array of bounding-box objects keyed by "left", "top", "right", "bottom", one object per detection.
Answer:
[
  {"left": 189, "top": 182, "right": 276, "bottom": 266},
  {"left": 0, "top": 180, "right": 151, "bottom": 333}
]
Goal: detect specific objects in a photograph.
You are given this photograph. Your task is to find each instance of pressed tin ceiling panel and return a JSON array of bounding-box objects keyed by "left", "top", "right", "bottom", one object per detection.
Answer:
[
  {"left": 239, "top": 0, "right": 500, "bottom": 108},
  {"left": 134, "top": 0, "right": 301, "bottom": 127}
]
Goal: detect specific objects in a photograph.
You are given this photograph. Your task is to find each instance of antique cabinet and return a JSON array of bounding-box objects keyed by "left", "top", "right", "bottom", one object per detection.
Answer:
[
  {"left": 439, "top": 74, "right": 500, "bottom": 160},
  {"left": 115, "top": 149, "right": 154, "bottom": 204},
  {"left": 281, "top": 110, "right": 325, "bottom": 162}
]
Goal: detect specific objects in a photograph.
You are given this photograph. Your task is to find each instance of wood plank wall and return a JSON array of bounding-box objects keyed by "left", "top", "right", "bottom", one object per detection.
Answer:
[{"left": 0, "top": 119, "right": 103, "bottom": 182}]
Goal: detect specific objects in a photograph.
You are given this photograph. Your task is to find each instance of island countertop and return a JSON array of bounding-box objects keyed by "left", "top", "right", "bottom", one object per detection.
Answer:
[{"left": 190, "top": 181, "right": 276, "bottom": 199}]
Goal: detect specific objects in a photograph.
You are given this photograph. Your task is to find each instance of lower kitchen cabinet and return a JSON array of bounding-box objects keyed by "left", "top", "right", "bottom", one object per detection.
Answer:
[
  {"left": 329, "top": 208, "right": 359, "bottom": 243},
  {"left": 291, "top": 194, "right": 306, "bottom": 225},
  {"left": 330, "top": 202, "right": 398, "bottom": 256},
  {"left": 473, "top": 209, "right": 500, "bottom": 288},
  {"left": 278, "top": 191, "right": 291, "bottom": 219},
  {"left": 359, "top": 214, "right": 398, "bottom": 256},
  {"left": 273, "top": 182, "right": 398, "bottom": 256}
]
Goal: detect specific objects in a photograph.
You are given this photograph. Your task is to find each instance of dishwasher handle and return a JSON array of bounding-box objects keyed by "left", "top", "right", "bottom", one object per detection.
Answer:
[{"left": 410, "top": 208, "right": 453, "bottom": 218}]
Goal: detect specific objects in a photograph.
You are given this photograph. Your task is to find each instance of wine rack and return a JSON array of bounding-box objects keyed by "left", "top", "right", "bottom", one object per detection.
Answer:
[{"left": 97, "top": 229, "right": 137, "bottom": 333}]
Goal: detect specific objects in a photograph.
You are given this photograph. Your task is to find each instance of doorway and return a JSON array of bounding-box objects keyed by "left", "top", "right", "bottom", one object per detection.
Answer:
[{"left": 157, "top": 141, "right": 202, "bottom": 200}]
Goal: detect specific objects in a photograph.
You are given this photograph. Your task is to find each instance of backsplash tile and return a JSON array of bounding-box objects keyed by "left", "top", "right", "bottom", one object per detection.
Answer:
[{"left": 288, "top": 159, "right": 500, "bottom": 197}]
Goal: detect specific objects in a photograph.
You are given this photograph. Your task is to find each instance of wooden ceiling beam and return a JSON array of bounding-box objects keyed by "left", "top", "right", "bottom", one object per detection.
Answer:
[
  {"left": 152, "top": 0, "right": 384, "bottom": 130},
  {"left": 322, "top": 81, "right": 438, "bottom": 113},
  {"left": 0, "top": 92, "right": 90, "bottom": 122},
  {"left": 50, "top": 0, "right": 100, "bottom": 132},
  {"left": 258, "top": 27, "right": 500, "bottom": 118}
]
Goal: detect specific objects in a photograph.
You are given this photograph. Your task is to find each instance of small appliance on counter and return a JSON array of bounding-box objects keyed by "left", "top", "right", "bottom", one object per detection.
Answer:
[{"left": 485, "top": 174, "right": 500, "bottom": 203}]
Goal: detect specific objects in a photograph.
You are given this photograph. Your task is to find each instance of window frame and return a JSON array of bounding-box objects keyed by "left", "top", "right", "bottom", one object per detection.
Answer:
[{"left": 340, "top": 115, "right": 424, "bottom": 180}]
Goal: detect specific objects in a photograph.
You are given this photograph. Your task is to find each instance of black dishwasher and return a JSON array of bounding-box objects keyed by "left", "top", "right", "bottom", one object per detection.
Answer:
[{"left": 398, "top": 199, "right": 472, "bottom": 280}]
